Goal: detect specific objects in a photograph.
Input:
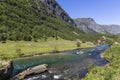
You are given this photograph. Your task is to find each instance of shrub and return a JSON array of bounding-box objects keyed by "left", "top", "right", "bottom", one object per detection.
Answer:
[{"left": 76, "top": 39, "right": 81, "bottom": 47}]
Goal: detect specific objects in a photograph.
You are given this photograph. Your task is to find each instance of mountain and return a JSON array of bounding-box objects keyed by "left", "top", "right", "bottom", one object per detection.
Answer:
[
  {"left": 73, "top": 18, "right": 120, "bottom": 35},
  {"left": 0, "top": 0, "right": 82, "bottom": 41},
  {"left": 38, "top": 0, "right": 75, "bottom": 24}
]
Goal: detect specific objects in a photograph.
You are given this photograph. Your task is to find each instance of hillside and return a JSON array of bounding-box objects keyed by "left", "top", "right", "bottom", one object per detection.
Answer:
[
  {"left": 74, "top": 18, "right": 120, "bottom": 35},
  {"left": 0, "top": 0, "right": 83, "bottom": 41},
  {"left": 0, "top": 0, "right": 119, "bottom": 44}
]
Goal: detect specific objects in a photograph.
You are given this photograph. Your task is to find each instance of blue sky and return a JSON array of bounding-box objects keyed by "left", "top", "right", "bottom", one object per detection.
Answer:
[{"left": 56, "top": 0, "right": 120, "bottom": 25}]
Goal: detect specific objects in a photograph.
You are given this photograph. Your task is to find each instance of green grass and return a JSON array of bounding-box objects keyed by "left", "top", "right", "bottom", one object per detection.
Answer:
[
  {"left": 82, "top": 44, "right": 120, "bottom": 80},
  {"left": 0, "top": 38, "right": 94, "bottom": 60}
]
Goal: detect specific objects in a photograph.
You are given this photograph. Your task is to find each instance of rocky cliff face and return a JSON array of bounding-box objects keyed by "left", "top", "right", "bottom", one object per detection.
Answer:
[
  {"left": 34, "top": 0, "right": 75, "bottom": 24},
  {"left": 74, "top": 18, "right": 120, "bottom": 34}
]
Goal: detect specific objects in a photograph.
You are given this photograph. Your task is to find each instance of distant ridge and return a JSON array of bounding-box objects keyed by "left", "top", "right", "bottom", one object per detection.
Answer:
[{"left": 73, "top": 18, "right": 120, "bottom": 35}]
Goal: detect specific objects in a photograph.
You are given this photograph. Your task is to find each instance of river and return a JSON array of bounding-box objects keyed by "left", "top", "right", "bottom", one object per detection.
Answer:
[{"left": 12, "top": 44, "right": 110, "bottom": 80}]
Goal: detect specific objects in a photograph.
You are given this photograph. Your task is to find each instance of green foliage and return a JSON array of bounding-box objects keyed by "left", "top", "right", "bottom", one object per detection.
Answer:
[
  {"left": 82, "top": 44, "right": 120, "bottom": 80},
  {"left": 76, "top": 39, "right": 81, "bottom": 47},
  {"left": 16, "top": 48, "right": 24, "bottom": 57},
  {"left": 105, "top": 38, "right": 114, "bottom": 45},
  {"left": 0, "top": 0, "right": 83, "bottom": 41}
]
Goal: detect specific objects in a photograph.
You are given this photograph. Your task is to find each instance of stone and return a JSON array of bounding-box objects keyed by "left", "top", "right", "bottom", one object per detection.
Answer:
[
  {"left": 12, "top": 64, "right": 48, "bottom": 80},
  {"left": 0, "top": 61, "right": 13, "bottom": 80}
]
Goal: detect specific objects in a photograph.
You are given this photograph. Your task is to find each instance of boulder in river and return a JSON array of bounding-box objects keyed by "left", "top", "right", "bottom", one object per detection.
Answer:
[{"left": 12, "top": 64, "right": 48, "bottom": 80}]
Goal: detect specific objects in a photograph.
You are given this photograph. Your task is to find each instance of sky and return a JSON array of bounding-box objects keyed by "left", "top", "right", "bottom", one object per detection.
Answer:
[{"left": 56, "top": 0, "right": 120, "bottom": 25}]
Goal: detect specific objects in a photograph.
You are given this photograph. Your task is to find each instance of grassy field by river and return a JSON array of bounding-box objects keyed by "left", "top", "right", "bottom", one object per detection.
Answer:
[
  {"left": 82, "top": 44, "right": 120, "bottom": 80},
  {"left": 0, "top": 38, "right": 94, "bottom": 60}
]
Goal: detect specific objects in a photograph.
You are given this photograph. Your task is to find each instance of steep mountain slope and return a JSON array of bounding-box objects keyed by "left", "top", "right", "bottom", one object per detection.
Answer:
[
  {"left": 74, "top": 18, "right": 120, "bottom": 35},
  {"left": 0, "top": 0, "right": 82, "bottom": 41}
]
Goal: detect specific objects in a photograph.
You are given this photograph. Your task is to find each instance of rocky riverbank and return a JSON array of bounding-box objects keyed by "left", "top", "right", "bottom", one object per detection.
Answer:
[
  {"left": 0, "top": 60, "right": 13, "bottom": 80},
  {"left": 11, "top": 64, "right": 48, "bottom": 80}
]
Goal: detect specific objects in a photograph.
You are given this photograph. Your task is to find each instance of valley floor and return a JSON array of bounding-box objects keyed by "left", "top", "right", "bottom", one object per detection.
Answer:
[
  {"left": 0, "top": 38, "right": 94, "bottom": 60},
  {"left": 0, "top": 38, "right": 120, "bottom": 80}
]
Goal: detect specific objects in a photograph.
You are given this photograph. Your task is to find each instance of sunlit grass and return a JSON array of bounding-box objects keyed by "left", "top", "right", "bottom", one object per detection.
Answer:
[{"left": 0, "top": 38, "right": 94, "bottom": 59}]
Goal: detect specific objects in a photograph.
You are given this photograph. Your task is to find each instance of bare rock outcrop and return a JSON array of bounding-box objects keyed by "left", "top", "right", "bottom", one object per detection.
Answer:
[
  {"left": 34, "top": 0, "right": 75, "bottom": 24},
  {"left": 12, "top": 64, "right": 48, "bottom": 80}
]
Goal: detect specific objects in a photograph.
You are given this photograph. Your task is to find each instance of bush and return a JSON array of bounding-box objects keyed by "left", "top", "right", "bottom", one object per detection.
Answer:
[
  {"left": 105, "top": 39, "right": 114, "bottom": 45},
  {"left": 76, "top": 39, "right": 81, "bottom": 47},
  {"left": 16, "top": 48, "right": 24, "bottom": 57}
]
